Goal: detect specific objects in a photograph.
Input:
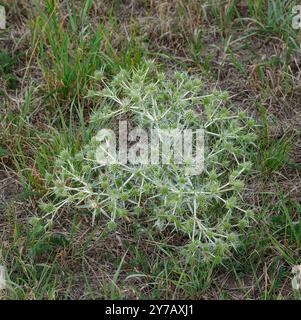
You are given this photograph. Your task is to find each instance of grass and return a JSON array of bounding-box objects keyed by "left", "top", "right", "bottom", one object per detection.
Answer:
[
  {"left": 0, "top": 50, "right": 19, "bottom": 90},
  {"left": 0, "top": 0, "right": 301, "bottom": 300}
]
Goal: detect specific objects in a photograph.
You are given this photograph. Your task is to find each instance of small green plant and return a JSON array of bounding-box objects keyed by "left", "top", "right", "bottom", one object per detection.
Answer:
[
  {"left": 42, "top": 62, "right": 258, "bottom": 265},
  {"left": 0, "top": 50, "right": 19, "bottom": 90},
  {"left": 260, "top": 135, "right": 292, "bottom": 173},
  {"left": 257, "top": 105, "right": 292, "bottom": 174},
  {"left": 189, "top": 28, "right": 203, "bottom": 65}
]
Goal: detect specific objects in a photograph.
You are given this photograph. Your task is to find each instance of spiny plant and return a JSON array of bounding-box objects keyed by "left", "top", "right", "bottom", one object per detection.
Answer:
[{"left": 41, "top": 62, "right": 258, "bottom": 264}]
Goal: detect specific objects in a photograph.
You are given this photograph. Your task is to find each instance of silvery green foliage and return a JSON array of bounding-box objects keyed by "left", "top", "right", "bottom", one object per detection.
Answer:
[{"left": 43, "top": 62, "right": 257, "bottom": 263}]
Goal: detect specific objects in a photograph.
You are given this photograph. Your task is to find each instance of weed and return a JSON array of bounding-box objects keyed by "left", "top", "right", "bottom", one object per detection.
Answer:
[{"left": 42, "top": 64, "right": 258, "bottom": 267}]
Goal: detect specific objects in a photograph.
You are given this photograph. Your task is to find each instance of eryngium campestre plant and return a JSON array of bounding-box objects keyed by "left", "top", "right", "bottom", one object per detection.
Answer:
[{"left": 42, "top": 62, "right": 258, "bottom": 263}]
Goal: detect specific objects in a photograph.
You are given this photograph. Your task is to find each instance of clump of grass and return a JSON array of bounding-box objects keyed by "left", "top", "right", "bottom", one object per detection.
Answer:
[
  {"left": 238, "top": 0, "right": 300, "bottom": 63},
  {"left": 41, "top": 62, "right": 258, "bottom": 265},
  {"left": 31, "top": 0, "right": 148, "bottom": 105},
  {"left": 31, "top": 0, "right": 109, "bottom": 102},
  {"left": 0, "top": 50, "right": 19, "bottom": 91}
]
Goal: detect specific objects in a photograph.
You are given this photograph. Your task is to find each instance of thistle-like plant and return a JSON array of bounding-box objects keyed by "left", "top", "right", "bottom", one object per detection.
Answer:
[{"left": 42, "top": 62, "right": 258, "bottom": 263}]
